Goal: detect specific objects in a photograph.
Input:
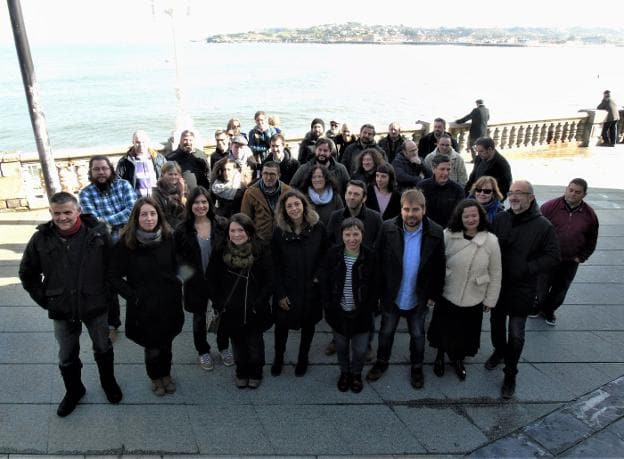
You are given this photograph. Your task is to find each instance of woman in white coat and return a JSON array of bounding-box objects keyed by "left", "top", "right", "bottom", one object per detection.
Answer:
[{"left": 428, "top": 199, "right": 502, "bottom": 381}]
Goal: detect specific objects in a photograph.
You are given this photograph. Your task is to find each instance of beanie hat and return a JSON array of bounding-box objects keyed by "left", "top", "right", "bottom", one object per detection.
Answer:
[{"left": 311, "top": 118, "right": 325, "bottom": 130}]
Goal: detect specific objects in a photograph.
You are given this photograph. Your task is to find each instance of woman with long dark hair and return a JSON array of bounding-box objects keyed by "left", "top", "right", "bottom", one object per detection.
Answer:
[
  {"left": 352, "top": 148, "right": 384, "bottom": 186},
  {"left": 365, "top": 162, "right": 401, "bottom": 220},
  {"left": 207, "top": 213, "right": 273, "bottom": 389},
  {"left": 271, "top": 189, "right": 327, "bottom": 377},
  {"left": 428, "top": 199, "right": 502, "bottom": 381},
  {"left": 109, "top": 197, "right": 184, "bottom": 396},
  {"left": 300, "top": 164, "right": 344, "bottom": 226},
  {"left": 174, "top": 187, "right": 232, "bottom": 371}
]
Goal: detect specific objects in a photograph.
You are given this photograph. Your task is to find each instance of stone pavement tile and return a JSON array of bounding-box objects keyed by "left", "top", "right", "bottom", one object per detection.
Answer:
[
  {"left": 394, "top": 405, "right": 488, "bottom": 454},
  {"left": 531, "top": 363, "right": 615, "bottom": 398},
  {"left": 0, "top": 404, "right": 50, "bottom": 453},
  {"left": 0, "top": 283, "right": 33, "bottom": 306},
  {"left": 322, "top": 404, "right": 426, "bottom": 455},
  {"left": 0, "top": 332, "right": 55, "bottom": 363},
  {"left": 0, "top": 306, "right": 52, "bottom": 332},
  {"left": 522, "top": 409, "right": 594, "bottom": 455},
  {"left": 513, "top": 364, "right": 575, "bottom": 402},
  {"left": 467, "top": 432, "right": 553, "bottom": 458},
  {"left": 117, "top": 405, "right": 198, "bottom": 454},
  {"left": 591, "top": 363, "right": 624, "bottom": 380},
  {"left": 465, "top": 403, "right": 561, "bottom": 441},
  {"left": 537, "top": 306, "right": 624, "bottom": 331},
  {"left": 0, "top": 364, "right": 53, "bottom": 403},
  {"left": 594, "top": 225, "right": 624, "bottom": 237},
  {"left": 186, "top": 405, "right": 274, "bottom": 455},
  {"left": 561, "top": 428, "right": 624, "bottom": 457},
  {"left": 584, "top": 250, "right": 624, "bottom": 266},
  {"left": 367, "top": 365, "right": 447, "bottom": 402},
  {"left": 435, "top": 363, "right": 505, "bottom": 402},
  {"left": 576, "top": 265, "right": 624, "bottom": 283},
  {"left": 592, "top": 210, "right": 624, "bottom": 225},
  {"left": 596, "top": 237, "right": 624, "bottom": 251},
  {"left": 251, "top": 365, "right": 382, "bottom": 405},
  {"left": 593, "top": 331, "right": 624, "bottom": 348},
  {"left": 566, "top": 332, "right": 624, "bottom": 361},
  {"left": 521, "top": 331, "right": 614, "bottom": 363},
  {"left": 566, "top": 283, "right": 623, "bottom": 305},
  {"left": 172, "top": 364, "right": 252, "bottom": 405},
  {"left": 256, "top": 405, "right": 351, "bottom": 455},
  {"left": 564, "top": 386, "right": 624, "bottom": 430}
]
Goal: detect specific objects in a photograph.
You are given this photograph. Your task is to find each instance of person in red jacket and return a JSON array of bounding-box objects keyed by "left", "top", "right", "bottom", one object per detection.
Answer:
[{"left": 530, "top": 178, "right": 599, "bottom": 326}]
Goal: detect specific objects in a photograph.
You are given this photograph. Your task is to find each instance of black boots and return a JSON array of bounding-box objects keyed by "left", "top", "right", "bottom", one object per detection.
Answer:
[
  {"left": 57, "top": 364, "right": 86, "bottom": 417},
  {"left": 95, "top": 349, "right": 123, "bottom": 404},
  {"left": 433, "top": 350, "right": 445, "bottom": 377}
]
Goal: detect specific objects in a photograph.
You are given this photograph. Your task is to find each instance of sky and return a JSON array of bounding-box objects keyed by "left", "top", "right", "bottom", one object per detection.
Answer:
[{"left": 1, "top": 0, "right": 623, "bottom": 46}]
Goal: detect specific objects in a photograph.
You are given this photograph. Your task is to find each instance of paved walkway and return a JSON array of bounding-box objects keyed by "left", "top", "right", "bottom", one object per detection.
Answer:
[{"left": 0, "top": 145, "right": 623, "bottom": 457}]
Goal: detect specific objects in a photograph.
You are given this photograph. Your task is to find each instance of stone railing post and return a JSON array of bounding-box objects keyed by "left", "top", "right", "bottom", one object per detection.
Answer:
[{"left": 578, "top": 109, "right": 605, "bottom": 147}]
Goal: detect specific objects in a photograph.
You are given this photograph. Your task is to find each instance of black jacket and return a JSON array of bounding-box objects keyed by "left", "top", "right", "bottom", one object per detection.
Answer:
[
  {"left": 271, "top": 211, "right": 327, "bottom": 329},
  {"left": 174, "top": 216, "right": 227, "bottom": 313},
  {"left": 391, "top": 153, "right": 427, "bottom": 191},
  {"left": 377, "top": 216, "right": 445, "bottom": 311},
  {"left": 267, "top": 150, "right": 300, "bottom": 185},
  {"left": 365, "top": 185, "right": 402, "bottom": 221},
  {"left": 19, "top": 214, "right": 111, "bottom": 321},
  {"left": 465, "top": 151, "right": 512, "bottom": 196},
  {"left": 320, "top": 244, "right": 379, "bottom": 336},
  {"left": 417, "top": 132, "right": 459, "bottom": 159},
  {"left": 340, "top": 141, "right": 386, "bottom": 174},
  {"left": 109, "top": 236, "right": 184, "bottom": 347},
  {"left": 456, "top": 105, "right": 490, "bottom": 139},
  {"left": 326, "top": 205, "right": 382, "bottom": 249},
  {"left": 116, "top": 148, "right": 167, "bottom": 191},
  {"left": 378, "top": 134, "right": 406, "bottom": 163},
  {"left": 298, "top": 132, "right": 322, "bottom": 164},
  {"left": 492, "top": 201, "right": 560, "bottom": 316},
  {"left": 418, "top": 178, "right": 466, "bottom": 228},
  {"left": 166, "top": 148, "right": 211, "bottom": 191}
]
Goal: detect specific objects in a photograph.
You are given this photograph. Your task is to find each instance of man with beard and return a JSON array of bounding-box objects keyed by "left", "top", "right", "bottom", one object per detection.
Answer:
[
  {"left": 378, "top": 121, "right": 406, "bottom": 163},
  {"left": 326, "top": 120, "right": 340, "bottom": 140},
  {"left": 290, "top": 138, "right": 350, "bottom": 197},
  {"left": 465, "top": 137, "right": 512, "bottom": 197},
  {"left": 266, "top": 133, "right": 300, "bottom": 184},
  {"left": 210, "top": 129, "right": 230, "bottom": 169},
  {"left": 166, "top": 130, "right": 210, "bottom": 192},
  {"left": 298, "top": 118, "right": 326, "bottom": 164},
  {"left": 115, "top": 130, "right": 166, "bottom": 197},
  {"left": 241, "top": 161, "right": 291, "bottom": 241},
  {"left": 416, "top": 118, "right": 459, "bottom": 160},
  {"left": 341, "top": 124, "right": 386, "bottom": 174},
  {"left": 79, "top": 155, "right": 137, "bottom": 337}
]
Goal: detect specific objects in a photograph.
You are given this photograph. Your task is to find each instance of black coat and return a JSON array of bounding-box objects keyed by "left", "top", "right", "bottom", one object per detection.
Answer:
[
  {"left": 465, "top": 151, "right": 513, "bottom": 197},
  {"left": 320, "top": 244, "right": 379, "bottom": 336},
  {"left": 491, "top": 202, "right": 560, "bottom": 316},
  {"left": 266, "top": 150, "right": 300, "bottom": 185},
  {"left": 417, "top": 132, "right": 459, "bottom": 159},
  {"left": 366, "top": 185, "right": 402, "bottom": 221},
  {"left": 212, "top": 188, "right": 244, "bottom": 218},
  {"left": 418, "top": 178, "right": 466, "bottom": 228},
  {"left": 207, "top": 241, "right": 273, "bottom": 333},
  {"left": 166, "top": 148, "right": 211, "bottom": 191},
  {"left": 377, "top": 216, "right": 445, "bottom": 311},
  {"left": 110, "top": 237, "right": 184, "bottom": 347},
  {"left": 19, "top": 215, "right": 111, "bottom": 321},
  {"left": 456, "top": 105, "right": 490, "bottom": 139},
  {"left": 174, "top": 216, "right": 227, "bottom": 313},
  {"left": 271, "top": 215, "right": 327, "bottom": 329},
  {"left": 326, "top": 205, "right": 382, "bottom": 249},
  {"left": 391, "top": 153, "right": 427, "bottom": 191}
]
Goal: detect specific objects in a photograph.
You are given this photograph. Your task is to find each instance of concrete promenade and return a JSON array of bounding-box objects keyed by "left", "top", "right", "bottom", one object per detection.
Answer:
[{"left": 0, "top": 146, "right": 623, "bottom": 457}]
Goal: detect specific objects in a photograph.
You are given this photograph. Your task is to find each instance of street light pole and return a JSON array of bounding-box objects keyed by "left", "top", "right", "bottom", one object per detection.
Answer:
[{"left": 7, "top": 0, "right": 61, "bottom": 198}]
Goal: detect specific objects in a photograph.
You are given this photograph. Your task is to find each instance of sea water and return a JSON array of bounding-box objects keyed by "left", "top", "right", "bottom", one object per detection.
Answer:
[{"left": 1, "top": 42, "right": 621, "bottom": 152}]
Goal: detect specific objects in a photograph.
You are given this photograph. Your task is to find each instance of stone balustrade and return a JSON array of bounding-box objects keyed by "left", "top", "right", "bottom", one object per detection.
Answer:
[{"left": 0, "top": 109, "right": 621, "bottom": 210}]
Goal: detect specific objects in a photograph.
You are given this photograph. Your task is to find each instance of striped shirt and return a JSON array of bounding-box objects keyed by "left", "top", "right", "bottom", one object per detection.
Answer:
[
  {"left": 340, "top": 251, "right": 358, "bottom": 312},
  {"left": 79, "top": 178, "right": 137, "bottom": 227}
]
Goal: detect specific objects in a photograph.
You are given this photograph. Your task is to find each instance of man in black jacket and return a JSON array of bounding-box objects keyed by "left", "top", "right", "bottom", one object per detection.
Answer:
[
  {"left": 417, "top": 154, "right": 465, "bottom": 228},
  {"left": 267, "top": 133, "right": 300, "bottom": 185},
  {"left": 366, "top": 189, "right": 445, "bottom": 389},
  {"left": 416, "top": 118, "right": 459, "bottom": 160},
  {"left": 166, "top": 130, "right": 211, "bottom": 192},
  {"left": 456, "top": 99, "right": 490, "bottom": 162},
  {"left": 487, "top": 180, "right": 560, "bottom": 399},
  {"left": 341, "top": 124, "right": 386, "bottom": 174},
  {"left": 19, "top": 192, "right": 123, "bottom": 417},
  {"left": 465, "top": 137, "right": 513, "bottom": 197},
  {"left": 115, "top": 130, "right": 166, "bottom": 197}
]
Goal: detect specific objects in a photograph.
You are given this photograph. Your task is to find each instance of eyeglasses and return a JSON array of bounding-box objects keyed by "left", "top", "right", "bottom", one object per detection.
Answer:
[
  {"left": 507, "top": 191, "right": 532, "bottom": 197},
  {"left": 475, "top": 188, "right": 493, "bottom": 194}
]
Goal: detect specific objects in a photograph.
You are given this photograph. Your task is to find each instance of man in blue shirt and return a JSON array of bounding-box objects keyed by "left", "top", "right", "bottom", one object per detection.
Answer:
[{"left": 367, "top": 189, "right": 445, "bottom": 389}]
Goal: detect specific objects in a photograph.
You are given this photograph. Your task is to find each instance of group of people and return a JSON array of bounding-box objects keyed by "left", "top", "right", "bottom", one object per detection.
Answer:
[{"left": 18, "top": 111, "right": 600, "bottom": 418}]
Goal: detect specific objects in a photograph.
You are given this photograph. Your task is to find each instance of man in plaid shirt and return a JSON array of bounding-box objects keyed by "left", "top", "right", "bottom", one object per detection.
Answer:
[{"left": 79, "top": 155, "right": 137, "bottom": 338}]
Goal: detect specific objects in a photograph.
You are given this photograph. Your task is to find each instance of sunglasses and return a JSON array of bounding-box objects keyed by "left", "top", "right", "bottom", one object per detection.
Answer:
[{"left": 475, "top": 188, "right": 493, "bottom": 194}]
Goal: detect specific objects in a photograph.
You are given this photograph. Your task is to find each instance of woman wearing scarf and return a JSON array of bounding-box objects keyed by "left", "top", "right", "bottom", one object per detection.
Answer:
[
  {"left": 270, "top": 190, "right": 327, "bottom": 377},
  {"left": 467, "top": 175, "right": 505, "bottom": 223},
  {"left": 301, "top": 164, "right": 344, "bottom": 226},
  {"left": 206, "top": 213, "right": 273, "bottom": 389},
  {"left": 211, "top": 159, "right": 247, "bottom": 218},
  {"left": 152, "top": 162, "right": 187, "bottom": 229},
  {"left": 109, "top": 197, "right": 184, "bottom": 396}
]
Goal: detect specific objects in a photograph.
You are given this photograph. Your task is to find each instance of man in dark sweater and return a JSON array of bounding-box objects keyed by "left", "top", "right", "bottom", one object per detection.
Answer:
[
  {"left": 166, "top": 130, "right": 211, "bottom": 192},
  {"left": 465, "top": 137, "right": 513, "bottom": 197},
  {"left": 418, "top": 154, "right": 465, "bottom": 228}
]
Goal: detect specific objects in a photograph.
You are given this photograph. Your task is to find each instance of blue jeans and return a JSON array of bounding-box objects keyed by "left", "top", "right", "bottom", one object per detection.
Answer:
[
  {"left": 490, "top": 308, "right": 527, "bottom": 376},
  {"left": 376, "top": 303, "right": 428, "bottom": 368},
  {"left": 333, "top": 331, "right": 369, "bottom": 374},
  {"left": 53, "top": 313, "right": 111, "bottom": 368}
]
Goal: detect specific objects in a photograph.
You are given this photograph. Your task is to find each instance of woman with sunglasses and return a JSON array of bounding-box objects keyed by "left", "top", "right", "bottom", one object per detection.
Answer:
[{"left": 468, "top": 176, "right": 505, "bottom": 222}]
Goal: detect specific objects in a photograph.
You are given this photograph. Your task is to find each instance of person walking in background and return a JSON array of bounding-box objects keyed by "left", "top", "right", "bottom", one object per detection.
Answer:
[
  {"left": 207, "top": 213, "right": 273, "bottom": 389},
  {"left": 151, "top": 162, "right": 187, "bottom": 230},
  {"left": 531, "top": 178, "right": 599, "bottom": 326},
  {"left": 19, "top": 192, "right": 123, "bottom": 417},
  {"left": 321, "top": 218, "right": 379, "bottom": 393},
  {"left": 116, "top": 130, "right": 165, "bottom": 197},
  {"left": 456, "top": 99, "right": 490, "bottom": 162},
  {"left": 79, "top": 155, "right": 137, "bottom": 338},
  {"left": 597, "top": 90, "right": 620, "bottom": 146},
  {"left": 366, "top": 189, "right": 445, "bottom": 390},
  {"left": 428, "top": 200, "right": 501, "bottom": 381},
  {"left": 465, "top": 137, "right": 512, "bottom": 197},
  {"left": 109, "top": 197, "right": 184, "bottom": 396},
  {"left": 487, "top": 180, "right": 559, "bottom": 399},
  {"left": 175, "top": 187, "right": 232, "bottom": 371},
  {"left": 467, "top": 176, "right": 505, "bottom": 223},
  {"left": 271, "top": 190, "right": 327, "bottom": 377}
]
